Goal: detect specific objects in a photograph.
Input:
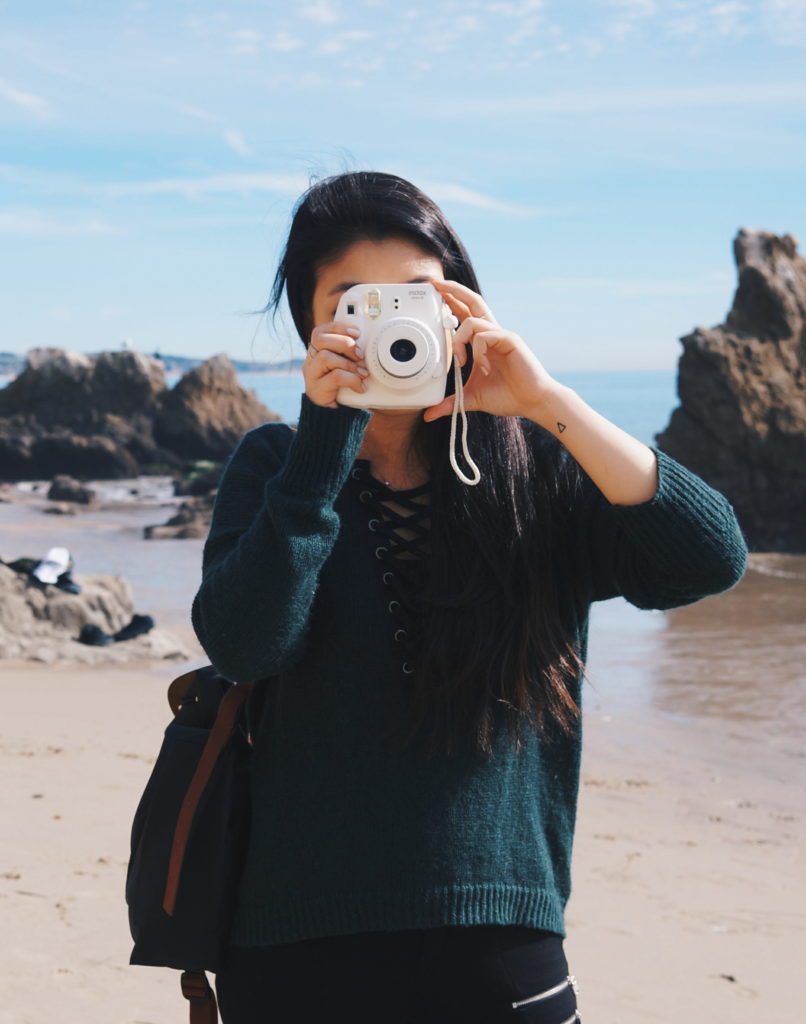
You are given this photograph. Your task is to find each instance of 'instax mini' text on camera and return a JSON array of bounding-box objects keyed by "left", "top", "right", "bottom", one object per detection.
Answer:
[{"left": 336, "top": 283, "right": 457, "bottom": 410}]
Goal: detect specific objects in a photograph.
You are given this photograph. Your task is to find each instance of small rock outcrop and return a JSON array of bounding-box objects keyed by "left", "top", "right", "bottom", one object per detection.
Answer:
[
  {"left": 0, "top": 350, "right": 279, "bottom": 481},
  {"left": 47, "top": 475, "right": 95, "bottom": 504},
  {"left": 656, "top": 228, "right": 806, "bottom": 552},
  {"left": 0, "top": 563, "right": 190, "bottom": 663},
  {"left": 144, "top": 494, "right": 215, "bottom": 540}
]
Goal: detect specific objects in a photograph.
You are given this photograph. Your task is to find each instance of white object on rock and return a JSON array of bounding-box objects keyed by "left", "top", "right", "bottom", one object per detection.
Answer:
[{"left": 31, "top": 547, "right": 72, "bottom": 585}]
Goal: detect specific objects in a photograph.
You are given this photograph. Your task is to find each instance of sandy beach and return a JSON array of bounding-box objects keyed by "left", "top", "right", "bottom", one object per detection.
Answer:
[{"left": 1, "top": 489, "right": 804, "bottom": 1023}]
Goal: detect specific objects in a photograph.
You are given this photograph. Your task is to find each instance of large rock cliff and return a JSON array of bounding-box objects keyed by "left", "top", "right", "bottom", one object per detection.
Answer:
[
  {"left": 0, "top": 350, "right": 279, "bottom": 480},
  {"left": 656, "top": 228, "right": 806, "bottom": 552}
]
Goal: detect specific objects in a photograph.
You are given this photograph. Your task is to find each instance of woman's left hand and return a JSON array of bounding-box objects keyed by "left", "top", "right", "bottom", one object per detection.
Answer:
[{"left": 423, "top": 279, "right": 558, "bottom": 425}]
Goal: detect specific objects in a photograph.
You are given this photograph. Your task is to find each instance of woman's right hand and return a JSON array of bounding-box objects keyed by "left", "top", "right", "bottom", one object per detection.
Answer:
[{"left": 303, "top": 322, "right": 368, "bottom": 408}]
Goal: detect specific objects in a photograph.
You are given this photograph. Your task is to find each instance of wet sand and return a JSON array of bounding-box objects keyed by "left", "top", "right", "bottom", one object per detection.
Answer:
[{"left": 1, "top": 488, "right": 804, "bottom": 1022}]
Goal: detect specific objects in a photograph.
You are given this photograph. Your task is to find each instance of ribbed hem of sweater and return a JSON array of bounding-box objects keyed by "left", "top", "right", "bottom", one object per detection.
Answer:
[
  {"left": 607, "top": 447, "right": 748, "bottom": 585},
  {"left": 278, "top": 394, "right": 371, "bottom": 499},
  {"left": 229, "top": 883, "right": 567, "bottom": 946}
]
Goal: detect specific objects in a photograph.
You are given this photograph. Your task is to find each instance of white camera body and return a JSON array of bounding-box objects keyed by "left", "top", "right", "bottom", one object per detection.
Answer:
[{"left": 335, "top": 282, "right": 456, "bottom": 410}]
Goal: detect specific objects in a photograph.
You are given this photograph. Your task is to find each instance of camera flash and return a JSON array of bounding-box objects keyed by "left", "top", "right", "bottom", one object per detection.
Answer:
[{"left": 367, "top": 288, "right": 382, "bottom": 319}]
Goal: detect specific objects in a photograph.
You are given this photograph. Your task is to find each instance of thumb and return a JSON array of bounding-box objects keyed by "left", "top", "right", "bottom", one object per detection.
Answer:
[{"left": 422, "top": 395, "right": 455, "bottom": 422}]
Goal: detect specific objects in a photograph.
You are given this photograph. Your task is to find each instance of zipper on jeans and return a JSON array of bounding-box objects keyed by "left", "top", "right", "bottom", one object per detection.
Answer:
[{"left": 511, "top": 974, "right": 579, "bottom": 1009}]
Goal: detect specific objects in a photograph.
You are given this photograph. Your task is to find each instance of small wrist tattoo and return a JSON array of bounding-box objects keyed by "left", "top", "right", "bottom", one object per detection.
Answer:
[{"left": 557, "top": 422, "right": 567, "bottom": 434}]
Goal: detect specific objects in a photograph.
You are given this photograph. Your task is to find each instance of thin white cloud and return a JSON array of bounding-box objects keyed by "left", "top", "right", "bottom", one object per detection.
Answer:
[
  {"left": 298, "top": 1, "right": 341, "bottom": 24},
  {"left": 177, "top": 104, "right": 220, "bottom": 123},
  {"left": 665, "top": 0, "right": 752, "bottom": 40},
  {"left": 0, "top": 163, "right": 567, "bottom": 215},
  {"left": 601, "top": 0, "right": 657, "bottom": 41},
  {"left": 103, "top": 173, "right": 308, "bottom": 199},
  {"left": 317, "top": 29, "right": 373, "bottom": 54},
  {"left": 230, "top": 28, "right": 262, "bottom": 54},
  {"left": 267, "top": 31, "right": 303, "bottom": 51},
  {"left": 0, "top": 209, "right": 114, "bottom": 237},
  {"left": 489, "top": 1, "right": 546, "bottom": 16},
  {"left": 762, "top": 0, "right": 806, "bottom": 47},
  {"left": 505, "top": 16, "right": 542, "bottom": 47},
  {"left": 715, "top": 2, "right": 753, "bottom": 36},
  {"left": 420, "top": 182, "right": 538, "bottom": 216},
  {"left": 223, "top": 130, "right": 254, "bottom": 157},
  {"left": 533, "top": 271, "right": 733, "bottom": 298},
  {"left": 0, "top": 78, "right": 54, "bottom": 119},
  {"left": 442, "top": 81, "right": 806, "bottom": 115}
]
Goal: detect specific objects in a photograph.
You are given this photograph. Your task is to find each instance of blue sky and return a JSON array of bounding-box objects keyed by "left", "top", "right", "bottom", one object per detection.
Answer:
[{"left": 1, "top": 0, "right": 805, "bottom": 371}]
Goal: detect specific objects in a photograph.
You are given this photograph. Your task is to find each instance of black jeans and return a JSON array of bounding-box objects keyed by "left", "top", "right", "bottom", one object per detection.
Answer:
[{"left": 215, "top": 924, "right": 580, "bottom": 1023}]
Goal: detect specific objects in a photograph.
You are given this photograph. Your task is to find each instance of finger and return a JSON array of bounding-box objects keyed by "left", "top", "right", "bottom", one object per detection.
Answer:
[
  {"left": 451, "top": 336, "right": 469, "bottom": 368},
  {"left": 314, "top": 367, "right": 368, "bottom": 399},
  {"left": 449, "top": 316, "right": 500, "bottom": 368},
  {"left": 422, "top": 395, "right": 456, "bottom": 422},
  {"left": 471, "top": 333, "right": 491, "bottom": 377},
  {"left": 309, "top": 350, "right": 368, "bottom": 379},
  {"left": 423, "top": 388, "right": 479, "bottom": 423},
  {"left": 433, "top": 279, "right": 497, "bottom": 323},
  {"left": 451, "top": 316, "right": 495, "bottom": 349},
  {"left": 309, "top": 334, "right": 362, "bottom": 360},
  {"left": 435, "top": 286, "right": 473, "bottom": 323},
  {"left": 310, "top": 323, "right": 362, "bottom": 359}
]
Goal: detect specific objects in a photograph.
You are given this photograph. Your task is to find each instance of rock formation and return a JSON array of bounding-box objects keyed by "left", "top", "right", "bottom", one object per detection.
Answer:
[
  {"left": 154, "top": 354, "right": 272, "bottom": 460},
  {"left": 656, "top": 228, "right": 806, "bottom": 552},
  {"left": 144, "top": 494, "right": 215, "bottom": 540},
  {"left": 0, "top": 349, "right": 279, "bottom": 481},
  {"left": 0, "top": 563, "right": 190, "bottom": 664},
  {"left": 47, "top": 475, "right": 95, "bottom": 504}
]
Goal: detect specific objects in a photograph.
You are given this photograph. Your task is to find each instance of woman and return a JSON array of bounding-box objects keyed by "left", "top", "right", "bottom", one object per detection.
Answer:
[{"left": 192, "top": 171, "right": 747, "bottom": 1023}]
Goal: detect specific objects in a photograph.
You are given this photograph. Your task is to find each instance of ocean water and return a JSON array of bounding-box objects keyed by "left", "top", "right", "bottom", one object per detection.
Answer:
[
  {"left": 4, "top": 364, "right": 804, "bottom": 760},
  {"left": 1, "top": 367, "right": 679, "bottom": 445},
  {"left": 237, "top": 369, "right": 679, "bottom": 447}
]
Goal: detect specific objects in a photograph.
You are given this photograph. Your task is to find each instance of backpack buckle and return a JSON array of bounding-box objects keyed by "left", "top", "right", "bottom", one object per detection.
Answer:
[{"left": 180, "top": 970, "right": 214, "bottom": 1003}]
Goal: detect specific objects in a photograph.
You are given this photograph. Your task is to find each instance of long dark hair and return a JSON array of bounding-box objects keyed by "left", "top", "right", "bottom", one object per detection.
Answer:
[{"left": 269, "top": 171, "right": 586, "bottom": 756}]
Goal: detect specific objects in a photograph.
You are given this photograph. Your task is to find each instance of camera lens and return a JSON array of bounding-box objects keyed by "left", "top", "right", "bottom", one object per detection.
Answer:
[
  {"left": 377, "top": 319, "right": 433, "bottom": 381},
  {"left": 389, "top": 338, "right": 417, "bottom": 363}
]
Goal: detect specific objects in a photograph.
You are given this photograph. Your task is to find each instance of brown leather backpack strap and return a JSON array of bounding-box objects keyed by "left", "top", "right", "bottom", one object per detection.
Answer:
[
  {"left": 168, "top": 668, "right": 200, "bottom": 715},
  {"left": 181, "top": 970, "right": 219, "bottom": 1024},
  {"left": 163, "top": 682, "right": 253, "bottom": 915}
]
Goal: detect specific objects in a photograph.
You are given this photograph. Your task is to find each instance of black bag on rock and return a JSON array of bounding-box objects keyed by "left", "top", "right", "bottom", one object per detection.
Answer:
[{"left": 126, "top": 665, "right": 260, "bottom": 1023}]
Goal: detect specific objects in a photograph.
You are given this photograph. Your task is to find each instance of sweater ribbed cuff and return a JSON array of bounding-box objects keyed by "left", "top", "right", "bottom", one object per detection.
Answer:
[
  {"left": 278, "top": 394, "right": 371, "bottom": 499},
  {"left": 609, "top": 448, "right": 748, "bottom": 578}
]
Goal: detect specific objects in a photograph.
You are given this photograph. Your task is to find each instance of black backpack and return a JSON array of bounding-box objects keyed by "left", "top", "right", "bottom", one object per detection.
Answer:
[{"left": 126, "top": 666, "right": 261, "bottom": 1023}]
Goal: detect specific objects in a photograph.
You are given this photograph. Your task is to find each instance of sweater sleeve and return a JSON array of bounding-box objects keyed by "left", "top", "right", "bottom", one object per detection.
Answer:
[
  {"left": 191, "top": 395, "right": 371, "bottom": 681},
  {"left": 578, "top": 448, "right": 748, "bottom": 609}
]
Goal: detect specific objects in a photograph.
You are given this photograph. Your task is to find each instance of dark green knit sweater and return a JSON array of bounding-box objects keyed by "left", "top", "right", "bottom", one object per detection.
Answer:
[{"left": 191, "top": 395, "right": 747, "bottom": 945}]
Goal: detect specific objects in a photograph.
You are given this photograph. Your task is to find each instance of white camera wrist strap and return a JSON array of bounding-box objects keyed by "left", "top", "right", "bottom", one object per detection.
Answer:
[{"left": 449, "top": 359, "right": 481, "bottom": 486}]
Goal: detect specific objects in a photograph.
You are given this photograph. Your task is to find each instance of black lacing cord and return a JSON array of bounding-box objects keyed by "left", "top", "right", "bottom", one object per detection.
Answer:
[{"left": 351, "top": 463, "right": 430, "bottom": 675}]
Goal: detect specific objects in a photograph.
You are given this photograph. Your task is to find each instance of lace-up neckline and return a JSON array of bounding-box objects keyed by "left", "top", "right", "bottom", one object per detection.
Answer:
[
  {"left": 350, "top": 460, "right": 431, "bottom": 677},
  {"left": 352, "top": 459, "right": 431, "bottom": 563}
]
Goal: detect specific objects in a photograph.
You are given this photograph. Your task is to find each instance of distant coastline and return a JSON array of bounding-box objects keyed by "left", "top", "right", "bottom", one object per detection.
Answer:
[{"left": 0, "top": 350, "right": 304, "bottom": 378}]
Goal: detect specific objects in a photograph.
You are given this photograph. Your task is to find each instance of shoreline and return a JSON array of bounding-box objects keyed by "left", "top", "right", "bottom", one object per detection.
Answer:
[
  {"left": 1, "top": 489, "right": 804, "bottom": 1022},
  {"left": 2, "top": 661, "right": 802, "bottom": 1023}
]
